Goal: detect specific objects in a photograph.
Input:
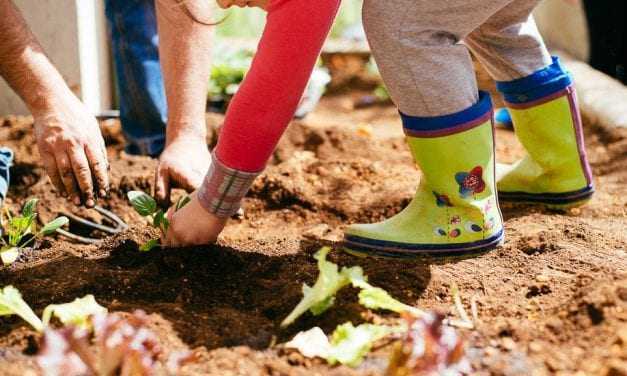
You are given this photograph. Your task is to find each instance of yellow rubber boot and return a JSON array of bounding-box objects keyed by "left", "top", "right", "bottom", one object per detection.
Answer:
[
  {"left": 496, "top": 57, "right": 594, "bottom": 208},
  {"left": 344, "top": 92, "right": 504, "bottom": 259}
]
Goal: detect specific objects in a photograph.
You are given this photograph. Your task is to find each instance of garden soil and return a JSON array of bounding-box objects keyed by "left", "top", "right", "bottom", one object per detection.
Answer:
[{"left": 0, "top": 86, "right": 625, "bottom": 375}]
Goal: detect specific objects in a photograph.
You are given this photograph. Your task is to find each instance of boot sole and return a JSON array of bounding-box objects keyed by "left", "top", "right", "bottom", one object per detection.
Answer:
[
  {"left": 498, "top": 185, "right": 594, "bottom": 210},
  {"left": 342, "top": 229, "right": 504, "bottom": 260}
]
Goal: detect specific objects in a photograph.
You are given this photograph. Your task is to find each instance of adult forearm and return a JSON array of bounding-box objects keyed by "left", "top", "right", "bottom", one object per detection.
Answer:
[
  {"left": 0, "top": 0, "right": 72, "bottom": 115},
  {"left": 155, "top": 0, "right": 213, "bottom": 143}
]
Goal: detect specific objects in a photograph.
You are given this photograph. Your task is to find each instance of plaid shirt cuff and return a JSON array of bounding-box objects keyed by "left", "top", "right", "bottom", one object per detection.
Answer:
[{"left": 197, "top": 153, "right": 261, "bottom": 218}]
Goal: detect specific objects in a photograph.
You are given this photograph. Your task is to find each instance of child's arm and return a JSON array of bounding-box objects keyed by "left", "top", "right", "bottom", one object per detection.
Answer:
[
  {"left": 164, "top": 0, "right": 340, "bottom": 246},
  {"left": 215, "top": 0, "right": 340, "bottom": 172}
]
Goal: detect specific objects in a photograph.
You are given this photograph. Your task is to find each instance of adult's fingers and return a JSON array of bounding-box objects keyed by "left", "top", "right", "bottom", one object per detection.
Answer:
[
  {"left": 85, "top": 143, "right": 109, "bottom": 197},
  {"left": 155, "top": 164, "right": 171, "bottom": 207},
  {"left": 69, "top": 147, "right": 95, "bottom": 207},
  {"left": 55, "top": 152, "right": 81, "bottom": 205},
  {"left": 40, "top": 151, "right": 65, "bottom": 196}
]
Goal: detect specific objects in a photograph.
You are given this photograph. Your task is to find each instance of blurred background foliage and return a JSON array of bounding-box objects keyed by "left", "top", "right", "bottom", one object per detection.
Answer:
[{"left": 215, "top": 0, "right": 362, "bottom": 39}]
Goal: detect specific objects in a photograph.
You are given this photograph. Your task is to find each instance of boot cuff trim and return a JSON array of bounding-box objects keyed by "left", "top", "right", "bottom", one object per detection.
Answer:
[
  {"left": 496, "top": 56, "right": 572, "bottom": 104},
  {"left": 401, "top": 91, "right": 492, "bottom": 138}
]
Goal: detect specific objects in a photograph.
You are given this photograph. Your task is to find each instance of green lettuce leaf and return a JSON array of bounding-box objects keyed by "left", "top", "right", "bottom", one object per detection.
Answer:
[
  {"left": 281, "top": 248, "right": 362, "bottom": 327},
  {"left": 42, "top": 295, "right": 107, "bottom": 329},
  {"left": 358, "top": 287, "right": 424, "bottom": 317},
  {"left": 347, "top": 270, "right": 424, "bottom": 317},
  {"left": 327, "top": 322, "right": 393, "bottom": 367},
  {"left": 0, "top": 285, "right": 43, "bottom": 331}
]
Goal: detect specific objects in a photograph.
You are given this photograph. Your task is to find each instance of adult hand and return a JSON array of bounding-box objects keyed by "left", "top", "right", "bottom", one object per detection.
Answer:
[
  {"left": 33, "top": 93, "right": 109, "bottom": 207},
  {"left": 154, "top": 135, "right": 211, "bottom": 206},
  {"left": 216, "top": 0, "right": 270, "bottom": 9},
  {"left": 163, "top": 192, "right": 227, "bottom": 246}
]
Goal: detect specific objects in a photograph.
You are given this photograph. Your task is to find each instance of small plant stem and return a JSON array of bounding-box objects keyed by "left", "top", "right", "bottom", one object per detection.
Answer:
[
  {"left": 19, "top": 233, "right": 39, "bottom": 249},
  {"left": 451, "top": 283, "right": 473, "bottom": 328}
]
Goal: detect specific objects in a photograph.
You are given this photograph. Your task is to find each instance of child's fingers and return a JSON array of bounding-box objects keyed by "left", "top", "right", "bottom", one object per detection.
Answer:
[{"left": 216, "top": 0, "right": 230, "bottom": 9}]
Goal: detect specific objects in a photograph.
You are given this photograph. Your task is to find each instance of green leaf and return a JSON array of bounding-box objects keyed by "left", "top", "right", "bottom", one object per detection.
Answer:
[
  {"left": 0, "top": 247, "right": 19, "bottom": 265},
  {"left": 357, "top": 286, "right": 424, "bottom": 317},
  {"left": 42, "top": 294, "right": 107, "bottom": 329},
  {"left": 39, "top": 216, "right": 69, "bottom": 236},
  {"left": 22, "top": 199, "right": 38, "bottom": 217},
  {"left": 175, "top": 195, "right": 191, "bottom": 211},
  {"left": 0, "top": 285, "right": 44, "bottom": 332},
  {"left": 326, "top": 323, "right": 393, "bottom": 367},
  {"left": 153, "top": 210, "right": 169, "bottom": 232},
  {"left": 281, "top": 248, "right": 359, "bottom": 327},
  {"left": 127, "top": 191, "right": 157, "bottom": 217},
  {"left": 346, "top": 270, "right": 425, "bottom": 318},
  {"left": 139, "top": 239, "right": 160, "bottom": 252},
  {"left": 8, "top": 215, "right": 35, "bottom": 246}
]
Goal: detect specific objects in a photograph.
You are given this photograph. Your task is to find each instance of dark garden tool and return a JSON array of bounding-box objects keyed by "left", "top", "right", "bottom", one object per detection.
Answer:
[{"left": 56, "top": 206, "right": 128, "bottom": 244}]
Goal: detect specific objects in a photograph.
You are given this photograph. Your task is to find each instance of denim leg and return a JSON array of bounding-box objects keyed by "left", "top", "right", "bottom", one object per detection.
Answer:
[{"left": 105, "top": 0, "right": 167, "bottom": 157}]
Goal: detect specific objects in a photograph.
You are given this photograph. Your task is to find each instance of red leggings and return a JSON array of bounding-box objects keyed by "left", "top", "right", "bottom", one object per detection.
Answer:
[{"left": 214, "top": 0, "right": 340, "bottom": 172}]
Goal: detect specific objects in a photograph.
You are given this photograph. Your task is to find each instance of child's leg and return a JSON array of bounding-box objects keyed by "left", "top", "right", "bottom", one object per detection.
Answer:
[
  {"left": 465, "top": 4, "right": 594, "bottom": 208},
  {"left": 464, "top": 1, "right": 550, "bottom": 82},
  {"left": 362, "top": 0, "right": 509, "bottom": 117},
  {"left": 344, "top": 0, "right": 512, "bottom": 257}
]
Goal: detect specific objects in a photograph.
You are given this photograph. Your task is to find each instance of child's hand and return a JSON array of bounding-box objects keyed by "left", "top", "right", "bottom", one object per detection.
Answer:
[
  {"left": 216, "top": 0, "right": 269, "bottom": 9},
  {"left": 163, "top": 192, "right": 228, "bottom": 247}
]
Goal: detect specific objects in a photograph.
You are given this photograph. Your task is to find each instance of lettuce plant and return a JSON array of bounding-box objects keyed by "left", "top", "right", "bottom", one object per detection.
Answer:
[
  {"left": 387, "top": 313, "right": 471, "bottom": 375},
  {"left": 37, "top": 310, "right": 197, "bottom": 376},
  {"left": 326, "top": 322, "right": 395, "bottom": 367},
  {"left": 281, "top": 247, "right": 363, "bottom": 327},
  {"left": 285, "top": 323, "right": 397, "bottom": 368},
  {"left": 127, "top": 191, "right": 190, "bottom": 251},
  {"left": 0, "top": 285, "right": 106, "bottom": 333},
  {"left": 42, "top": 295, "right": 107, "bottom": 330},
  {"left": 0, "top": 285, "right": 44, "bottom": 331},
  {"left": 1, "top": 198, "right": 68, "bottom": 264},
  {"left": 281, "top": 248, "right": 423, "bottom": 327}
]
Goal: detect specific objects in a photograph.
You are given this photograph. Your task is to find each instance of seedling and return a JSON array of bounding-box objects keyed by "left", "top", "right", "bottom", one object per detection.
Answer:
[
  {"left": 37, "top": 310, "right": 197, "bottom": 375},
  {"left": 283, "top": 249, "right": 470, "bottom": 369},
  {"left": 281, "top": 247, "right": 424, "bottom": 327},
  {"left": 0, "top": 285, "right": 106, "bottom": 332},
  {"left": 0, "top": 198, "right": 69, "bottom": 265},
  {"left": 285, "top": 323, "right": 397, "bottom": 367},
  {"left": 127, "top": 191, "right": 190, "bottom": 251}
]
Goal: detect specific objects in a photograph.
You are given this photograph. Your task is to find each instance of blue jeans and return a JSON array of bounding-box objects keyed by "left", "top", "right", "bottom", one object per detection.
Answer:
[{"left": 105, "top": 0, "right": 167, "bottom": 156}]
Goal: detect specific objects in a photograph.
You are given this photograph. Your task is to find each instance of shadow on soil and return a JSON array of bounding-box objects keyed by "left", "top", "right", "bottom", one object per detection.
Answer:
[{"left": 0, "top": 239, "right": 432, "bottom": 351}]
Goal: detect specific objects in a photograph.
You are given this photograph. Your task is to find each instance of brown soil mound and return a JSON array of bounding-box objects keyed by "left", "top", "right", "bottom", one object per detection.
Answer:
[{"left": 0, "top": 91, "right": 625, "bottom": 375}]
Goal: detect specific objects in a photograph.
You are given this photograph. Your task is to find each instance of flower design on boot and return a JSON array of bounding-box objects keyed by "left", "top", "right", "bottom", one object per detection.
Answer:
[
  {"left": 455, "top": 166, "right": 486, "bottom": 198},
  {"left": 433, "top": 191, "right": 453, "bottom": 207}
]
